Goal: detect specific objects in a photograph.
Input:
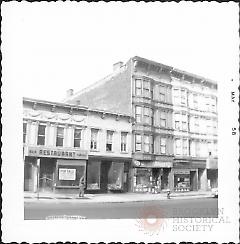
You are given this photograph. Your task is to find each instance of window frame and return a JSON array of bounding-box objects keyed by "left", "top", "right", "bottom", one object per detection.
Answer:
[
  {"left": 135, "top": 134, "right": 142, "bottom": 152},
  {"left": 37, "top": 124, "right": 46, "bottom": 146},
  {"left": 56, "top": 126, "right": 64, "bottom": 147},
  {"left": 106, "top": 130, "right": 114, "bottom": 152},
  {"left": 160, "top": 137, "right": 166, "bottom": 154},
  {"left": 160, "top": 111, "right": 167, "bottom": 128},
  {"left": 143, "top": 135, "right": 150, "bottom": 153},
  {"left": 135, "top": 106, "right": 142, "bottom": 123},
  {"left": 74, "top": 128, "right": 82, "bottom": 148},
  {"left": 121, "top": 132, "right": 127, "bottom": 152},
  {"left": 90, "top": 129, "right": 98, "bottom": 150}
]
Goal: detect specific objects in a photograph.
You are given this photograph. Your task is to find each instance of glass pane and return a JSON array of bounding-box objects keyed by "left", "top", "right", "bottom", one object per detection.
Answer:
[
  {"left": 87, "top": 161, "right": 100, "bottom": 190},
  {"left": 74, "top": 139, "right": 80, "bottom": 148},
  {"left": 38, "top": 125, "right": 46, "bottom": 135},
  {"left": 57, "top": 127, "right": 64, "bottom": 137},
  {"left": 74, "top": 129, "right": 81, "bottom": 139},
  {"left": 37, "top": 136, "right": 45, "bottom": 146},
  {"left": 108, "top": 162, "right": 124, "bottom": 190},
  {"left": 56, "top": 137, "right": 63, "bottom": 147}
]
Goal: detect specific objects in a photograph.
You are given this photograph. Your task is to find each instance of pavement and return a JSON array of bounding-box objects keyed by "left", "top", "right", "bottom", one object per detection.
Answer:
[{"left": 24, "top": 190, "right": 213, "bottom": 203}]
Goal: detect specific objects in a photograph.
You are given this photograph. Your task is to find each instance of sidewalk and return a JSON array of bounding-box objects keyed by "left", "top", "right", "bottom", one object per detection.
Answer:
[{"left": 24, "top": 190, "right": 212, "bottom": 203}]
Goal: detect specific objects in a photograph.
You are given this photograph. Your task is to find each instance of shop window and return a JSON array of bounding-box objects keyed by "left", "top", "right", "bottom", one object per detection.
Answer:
[
  {"left": 175, "top": 139, "right": 181, "bottom": 155},
  {"left": 135, "top": 79, "right": 142, "bottom": 96},
  {"left": 37, "top": 124, "right": 46, "bottom": 146},
  {"left": 121, "top": 132, "right": 127, "bottom": 152},
  {"left": 183, "top": 139, "right": 188, "bottom": 155},
  {"left": 90, "top": 129, "right": 98, "bottom": 150},
  {"left": 160, "top": 111, "right": 167, "bottom": 127},
  {"left": 56, "top": 163, "right": 85, "bottom": 187},
  {"left": 143, "top": 107, "right": 152, "bottom": 124},
  {"left": 135, "top": 134, "right": 142, "bottom": 152},
  {"left": 87, "top": 161, "right": 100, "bottom": 190},
  {"left": 23, "top": 122, "right": 27, "bottom": 143},
  {"left": 56, "top": 127, "right": 64, "bottom": 147},
  {"left": 135, "top": 106, "right": 142, "bottom": 123},
  {"left": 159, "top": 85, "right": 166, "bottom": 102},
  {"left": 108, "top": 162, "right": 124, "bottom": 191},
  {"left": 136, "top": 168, "right": 151, "bottom": 188},
  {"left": 74, "top": 128, "right": 81, "bottom": 148},
  {"left": 143, "top": 80, "right": 151, "bottom": 98},
  {"left": 106, "top": 131, "right": 113, "bottom": 151},
  {"left": 144, "top": 135, "right": 150, "bottom": 153},
  {"left": 160, "top": 137, "right": 166, "bottom": 154}
]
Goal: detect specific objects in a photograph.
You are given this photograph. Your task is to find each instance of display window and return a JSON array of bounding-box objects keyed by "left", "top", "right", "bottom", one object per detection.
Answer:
[
  {"left": 87, "top": 161, "right": 101, "bottom": 190},
  {"left": 174, "top": 174, "right": 190, "bottom": 191},
  {"left": 108, "top": 162, "right": 124, "bottom": 190},
  {"left": 136, "top": 168, "right": 151, "bottom": 187}
]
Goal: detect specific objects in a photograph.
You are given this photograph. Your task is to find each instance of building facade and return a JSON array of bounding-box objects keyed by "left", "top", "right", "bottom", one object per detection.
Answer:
[
  {"left": 63, "top": 56, "right": 218, "bottom": 193},
  {"left": 23, "top": 97, "right": 132, "bottom": 194}
]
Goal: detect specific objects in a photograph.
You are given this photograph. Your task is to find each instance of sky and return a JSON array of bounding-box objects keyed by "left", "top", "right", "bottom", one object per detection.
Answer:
[{"left": 2, "top": 2, "right": 239, "bottom": 102}]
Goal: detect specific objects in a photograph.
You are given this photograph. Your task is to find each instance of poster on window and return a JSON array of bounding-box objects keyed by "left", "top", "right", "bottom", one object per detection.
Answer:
[{"left": 59, "top": 168, "right": 76, "bottom": 180}]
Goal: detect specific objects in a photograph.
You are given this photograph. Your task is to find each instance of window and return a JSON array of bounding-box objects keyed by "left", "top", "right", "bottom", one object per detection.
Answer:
[
  {"left": 211, "top": 97, "right": 216, "bottom": 112},
  {"left": 23, "top": 122, "right": 27, "bottom": 143},
  {"left": 106, "top": 131, "right": 113, "bottom": 151},
  {"left": 143, "top": 107, "right": 152, "bottom": 124},
  {"left": 121, "top": 132, "right": 127, "bottom": 152},
  {"left": 195, "top": 141, "right": 200, "bottom": 156},
  {"left": 205, "top": 97, "right": 210, "bottom": 111},
  {"left": 207, "top": 141, "right": 212, "bottom": 156},
  {"left": 194, "top": 117, "right": 199, "bottom": 133},
  {"left": 183, "top": 139, "right": 188, "bottom": 155},
  {"left": 181, "top": 89, "right": 186, "bottom": 105},
  {"left": 135, "top": 134, "right": 142, "bottom": 152},
  {"left": 143, "top": 80, "right": 151, "bottom": 98},
  {"left": 56, "top": 127, "right": 64, "bottom": 147},
  {"left": 182, "top": 114, "right": 188, "bottom": 131},
  {"left": 135, "top": 79, "right": 142, "bottom": 96},
  {"left": 193, "top": 94, "right": 198, "bottom": 109},
  {"left": 87, "top": 161, "right": 100, "bottom": 190},
  {"left": 206, "top": 120, "right": 212, "bottom": 134},
  {"left": 74, "top": 128, "right": 81, "bottom": 148},
  {"left": 175, "top": 139, "right": 181, "bottom": 155},
  {"left": 173, "top": 89, "right": 180, "bottom": 104},
  {"left": 135, "top": 106, "right": 142, "bottom": 123},
  {"left": 159, "top": 85, "right": 166, "bottom": 102},
  {"left": 160, "top": 137, "right": 166, "bottom": 154},
  {"left": 175, "top": 113, "right": 180, "bottom": 130},
  {"left": 90, "top": 129, "right": 98, "bottom": 150},
  {"left": 160, "top": 111, "right": 167, "bottom": 127},
  {"left": 144, "top": 135, "right": 150, "bottom": 153},
  {"left": 37, "top": 124, "right": 46, "bottom": 146}
]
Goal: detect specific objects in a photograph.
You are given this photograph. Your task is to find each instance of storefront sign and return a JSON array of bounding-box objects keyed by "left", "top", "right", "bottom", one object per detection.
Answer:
[
  {"left": 59, "top": 168, "right": 76, "bottom": 180},
  {"left": 134, "top": 161, "right": 173, "bottom": 168},
  {"left": 174, "top": 169, "right": 190, "bottom": 174},
  {"left": 25, "top": 146, "right": 88, "bottom": 160}
]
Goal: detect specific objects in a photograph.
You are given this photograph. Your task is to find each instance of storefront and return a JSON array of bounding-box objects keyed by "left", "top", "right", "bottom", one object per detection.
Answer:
[
  {"left": 132, "top": 161, "right": 173, "bottom": 193},
  {"left": 86, "top": 158, "right": 130, "bottom": 193},
  {"left": 206, "top": 157, "right": 218, "bottom": 189},
  {"left": 24, "top": 146, "right": 88, "bottom": 194}
]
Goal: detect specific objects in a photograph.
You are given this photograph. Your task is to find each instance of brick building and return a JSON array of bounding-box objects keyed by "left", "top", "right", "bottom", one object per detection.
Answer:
[
  {"left": 23, "top": 97, "right": 132, "bottom": 194},
  {"left": 63, "top": 56, "right": 218, "bottom": 193}
]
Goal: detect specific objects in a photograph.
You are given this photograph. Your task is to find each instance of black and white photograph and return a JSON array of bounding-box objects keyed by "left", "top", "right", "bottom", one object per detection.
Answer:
[{"left": 2, "top": 2, "right": 239, "bottom": 243}]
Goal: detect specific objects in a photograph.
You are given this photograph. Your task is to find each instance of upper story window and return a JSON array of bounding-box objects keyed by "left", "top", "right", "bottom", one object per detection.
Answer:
[
  {"left": 181, "top": 89, "right": 186, "bottom": 105},
  {"left": 121, "top": 132, "right": 127, "bottom": 152},
  {"left": 56, "top": 126, "right": 64, "bottom": 147},
  {"left": 144, "top": 135, "right": 150, "bottom": 153},
  {"left": 37, "top": 124, "right": 46, "bottom": 146},
  {"left": 90, "top": 129, "right": 98, "bottom": 150},
  {"left": 160, "top": 111, "right": 167, "bottom": 128},
  {"left": 173, "top": 88, "right": 180, "bottom": 104},
  {"left": 211, "top": 97, "right": 216, "bottom": 112},
  {"left": 182, "top": 113, "right": 188, "bottom": 131},
  {"left": 205, "top": 96, "right": 210, "bottom": 111},
  {"left": 159, "top": 85, "right": 166, "bottom": 102},
  {"left": 135, "top": 106, "right": 142, "bottom": 123},
  {"left": 175, "top": 139, "right": 181, "bottom": 155},
  {"left": 74, "top": 128, "right": 81, "bottom": 148},
  {"left": 106, "top": 131, "right": 113, "bottom": 152},
  {"left": 183, "top": 139, "right": 188, "bottom": 155},
  {"left": 193, "top": 93, "right": 198, "bottom": 109},
  {"left": 135, "top": 79, "right": 142, "bottom": 96},
  {"left": 194, "top": 117, "right": 199, "bottom": 133},
  {"left": 135, "top": 134, "right": 142, "bottom": 152},
  {"left": 175, "top": 113, "right": 181, "bottom": 130},
  {"left": 23, "top": 122, "right": 27, "bottom": 143},
  {"left": 143, "top": 107, "right": 152, "bottom": 124},
  {"left": 160, "top": 137, "right": 166, "bottom": 154},
  {"left": 143, "top": 80, "right": 151, "bottom": 98}
]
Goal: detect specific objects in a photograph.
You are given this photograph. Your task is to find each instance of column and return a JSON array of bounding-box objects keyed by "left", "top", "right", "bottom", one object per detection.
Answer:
[{"left": 200, "top": 168, "right": 208, "bottom": 191}]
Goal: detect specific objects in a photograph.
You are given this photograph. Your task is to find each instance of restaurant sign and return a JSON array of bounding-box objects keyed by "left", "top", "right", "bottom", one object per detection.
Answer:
[
  {"left": 59, "top": 168, "right": 76, "bottom": 180},
  {"left": 25, "top": 146, "right": 88, "bottom": 160}
]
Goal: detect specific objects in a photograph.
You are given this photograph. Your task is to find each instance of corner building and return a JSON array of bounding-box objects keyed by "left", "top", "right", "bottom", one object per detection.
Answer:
[
  {"left": 23, "top": 97, "right": 132, "bottom": 194},
  {"left": 63, "top": 56, "right": 218, "bottom": 193}
]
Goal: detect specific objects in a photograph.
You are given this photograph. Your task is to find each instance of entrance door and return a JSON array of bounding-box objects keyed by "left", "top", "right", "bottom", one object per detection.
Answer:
[
  {"left": 190, "top": 170, "right": 197, "bottom": 191},
  {"left": 39, "top": 158, "right": 56, "bottom": 192},
  {"left": 100, "top": 161, "right": 111, "bottom": 193}
]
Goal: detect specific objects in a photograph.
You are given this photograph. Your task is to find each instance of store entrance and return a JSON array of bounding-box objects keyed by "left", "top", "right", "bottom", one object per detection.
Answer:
[{"left": 39, "top": 158, "right": 56, "bottom": 192}]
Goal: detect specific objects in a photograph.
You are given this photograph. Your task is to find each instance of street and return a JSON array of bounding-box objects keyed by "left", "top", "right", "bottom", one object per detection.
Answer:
[{"left": 25, "top": 197, "right": 218, "bottom": 220}]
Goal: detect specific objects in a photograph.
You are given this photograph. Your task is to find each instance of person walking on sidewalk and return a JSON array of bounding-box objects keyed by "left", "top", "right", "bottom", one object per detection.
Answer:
[{"left": 79, "top": 175, "right": 85, "bottom": 198}]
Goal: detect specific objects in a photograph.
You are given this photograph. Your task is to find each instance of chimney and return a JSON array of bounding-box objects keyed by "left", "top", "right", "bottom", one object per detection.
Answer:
[
  {"left": 66, "top": 89, "right": 74, "bottom": 97},
  {"left": 113, "top": 61, "right": 123, "bottom": 72}
]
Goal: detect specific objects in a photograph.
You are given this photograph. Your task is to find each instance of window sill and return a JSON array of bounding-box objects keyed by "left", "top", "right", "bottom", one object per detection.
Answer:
[
  {"left": 90, "top": 149, "right": 100, "bottom": 152},
  {"left": 120, "top": 151, "right": 128, "bottom": 154}
]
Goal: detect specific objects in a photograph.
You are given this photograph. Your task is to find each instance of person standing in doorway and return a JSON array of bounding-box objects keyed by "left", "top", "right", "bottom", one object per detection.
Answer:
[{"left": 79, "top": 175, "right": 85, "bottom": 198}]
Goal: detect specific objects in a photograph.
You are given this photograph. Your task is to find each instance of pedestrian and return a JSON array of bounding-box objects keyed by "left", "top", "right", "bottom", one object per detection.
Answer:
[{"left": 79, "top": 176, "right": 85, "bottom": 198}]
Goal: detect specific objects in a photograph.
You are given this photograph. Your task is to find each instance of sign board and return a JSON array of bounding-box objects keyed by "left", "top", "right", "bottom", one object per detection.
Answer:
[
  {"left": 206, "top": 158, "right": 218, "bottom": 169},
  {"left": 59, "top": 168, "right": 76, "bottom": 180},
  {"left": 25, "top": 146, "right": 88, "bottom": 160},
  {"left": 173, "top": 169, "right": 191, "bottom": 175},
  {"left": 133, "top": 160, "right": 173, "bottom": 168}
]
